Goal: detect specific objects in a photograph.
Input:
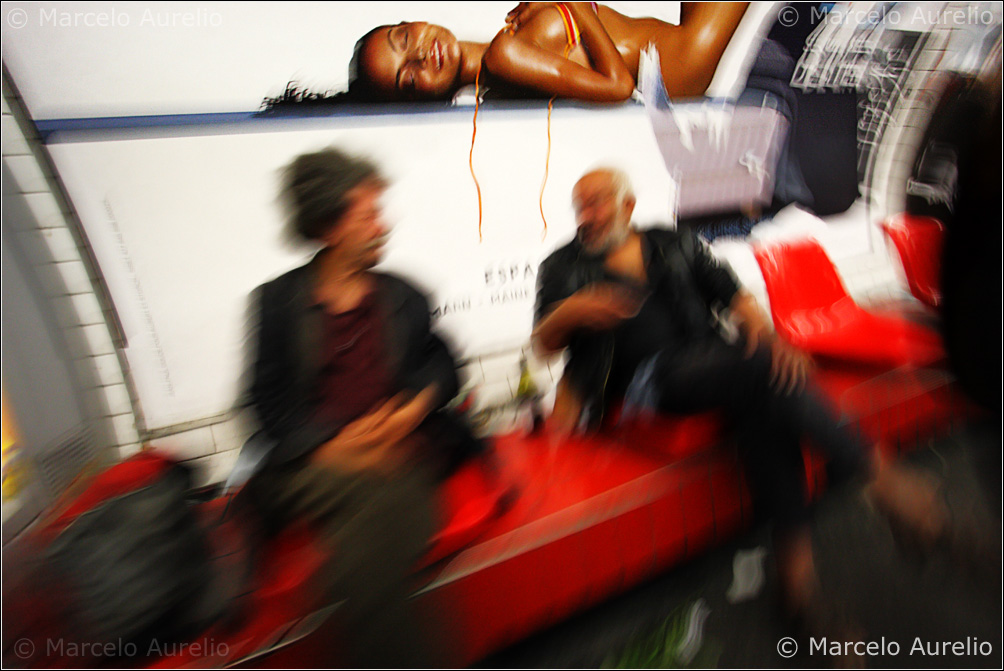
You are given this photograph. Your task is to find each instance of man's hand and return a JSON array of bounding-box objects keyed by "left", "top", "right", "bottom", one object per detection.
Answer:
[
  {"left": 566, "top": 283, "right": 644, "bottom": 330},
  {"left": 733, "top": 291, "right": 812, "bottom": 396},
  {"left": 533, "top": 282, "right": 643, "bottom": 354},
  {"left": 312, "top": 386, "right": 438, "bottom": 474},
  {"left": 311, "top": 400, "right": 402, "bottom": 474},
  {"left": 762, "top": 334, "right": 812, "bottom": 396},
  {"left": 742, "top": 318, "right": 812, "bottom": 396}
]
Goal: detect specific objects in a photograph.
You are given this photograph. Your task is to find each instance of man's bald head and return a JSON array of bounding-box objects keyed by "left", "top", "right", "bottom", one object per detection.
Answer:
[{"left": 572, "top": 168, "right": 636, "bottom": 255}]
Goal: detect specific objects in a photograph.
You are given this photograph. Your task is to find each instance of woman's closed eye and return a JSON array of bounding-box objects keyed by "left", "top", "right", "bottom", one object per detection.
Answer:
[
  {"left": 397, "top": 63, "right": 416, "bottom": 91},
  {"left": 390, "top": 24, "right": 409, "bottom": 51}
]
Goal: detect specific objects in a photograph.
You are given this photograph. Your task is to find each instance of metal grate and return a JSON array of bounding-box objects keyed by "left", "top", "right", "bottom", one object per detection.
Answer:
[{"left": 35, "top": 426, "right": 97, "bottom": 497}]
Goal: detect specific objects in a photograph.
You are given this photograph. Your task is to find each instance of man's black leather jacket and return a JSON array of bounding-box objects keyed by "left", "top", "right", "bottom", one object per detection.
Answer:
[{"left": 534, "top": 226, "right": 742, "bottom": 425}]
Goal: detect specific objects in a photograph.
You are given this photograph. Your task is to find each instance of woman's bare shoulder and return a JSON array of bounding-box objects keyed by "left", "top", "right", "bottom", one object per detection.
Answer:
[{"left": 491, "top": 5, "right": 570, "bottom": 53}]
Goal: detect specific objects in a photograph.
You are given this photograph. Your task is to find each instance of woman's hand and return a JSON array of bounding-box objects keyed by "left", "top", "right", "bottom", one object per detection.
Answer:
[
  {"left": 505, "top": 2, "right": 555, "bottom": 31},
  {"left": 487, "top": 2, "right": 635, "bottom": 103}
]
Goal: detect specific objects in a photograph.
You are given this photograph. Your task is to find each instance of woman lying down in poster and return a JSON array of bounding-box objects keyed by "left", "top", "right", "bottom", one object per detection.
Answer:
[{"left": 267, "top": 2, "right": 749, "bottom": 106}]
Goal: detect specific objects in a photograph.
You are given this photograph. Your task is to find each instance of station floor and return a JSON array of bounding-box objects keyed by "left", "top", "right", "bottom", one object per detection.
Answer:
[{"left": 478, "top": 416, "right": 1002, "bottom": 669}]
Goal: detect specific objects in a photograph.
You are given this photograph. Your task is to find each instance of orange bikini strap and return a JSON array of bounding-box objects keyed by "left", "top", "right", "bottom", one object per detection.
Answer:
[{"left": 556, "top": 3, "right": 580, "bottom": 46}]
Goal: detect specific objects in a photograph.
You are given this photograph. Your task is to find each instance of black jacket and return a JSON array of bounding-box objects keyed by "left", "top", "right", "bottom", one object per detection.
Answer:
[
  {"left": 534, "top": 227, "right": 741, "bottom": 423},
  {"left": 249, "top": 257, "right": 464, "bottom": 469}
]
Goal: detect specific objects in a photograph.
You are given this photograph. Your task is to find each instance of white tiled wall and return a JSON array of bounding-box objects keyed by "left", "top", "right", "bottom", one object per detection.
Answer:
[
  {"left": 146, "top": 413, "right": 256, "bottom": 487},
  {"left": 456, "top": 346, "right": 567, "bottom": 436},
  {"left": 2, "top": 78, "right": 242, "bottom": 484},
  {"left": 5, "top": 153, "right": 48, "bottom": 192},
  {"left": 4, "top": 83, "right": 134, "bottom": 460}
]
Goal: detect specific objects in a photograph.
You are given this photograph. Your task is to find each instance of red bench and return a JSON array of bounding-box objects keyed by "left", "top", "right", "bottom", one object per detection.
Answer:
[
  {"left": 7, "top": 364, "right": 974, "bottom": 669},
  {"left": 219, "top": 368, "right": 971, "bottom": 668}
]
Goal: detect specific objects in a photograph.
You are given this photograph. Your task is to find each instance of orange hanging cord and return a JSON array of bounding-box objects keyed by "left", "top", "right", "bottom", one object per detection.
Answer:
[
  {"left": 470, "top": 63, "right": 484, "bottom": 242},
  {"left": 470, "top": 4, "right": 580, "bottom": 242},
  {"left": 538, "top": 98, "right": 554, "bottom": 241},
  {"left": 539, "top": 4, "right": 579, "bottom": 240}
]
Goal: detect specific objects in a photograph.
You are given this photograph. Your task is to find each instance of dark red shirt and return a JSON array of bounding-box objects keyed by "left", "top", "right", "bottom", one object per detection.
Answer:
[{"left": 312, "top": 292, "right": 394, "bottom": 425}]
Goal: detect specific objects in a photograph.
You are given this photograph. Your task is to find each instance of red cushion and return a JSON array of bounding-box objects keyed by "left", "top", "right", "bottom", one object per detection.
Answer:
[
  {"left": 224, "top": 456, "right": 509, "bottom": 630},
  {"left": 754, "top": 238, "right": 945, "bottom": 368},
  {"left": 882, "top": 214, "right": 945, "bottom": 308},
  {"left": 754, "top": 238, "right": 850, "bottom": 316},
  {"left": 141, "top": 364, "right": 970, "bottom": 668},
  {"left": 784, "top": 301, "right": 944, "bottom": 367}
]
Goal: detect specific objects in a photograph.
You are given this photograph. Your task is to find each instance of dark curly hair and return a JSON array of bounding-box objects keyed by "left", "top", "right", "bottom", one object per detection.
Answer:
[
  {"left": 260, "top": 27, "right": 389, "bottom": 113},
  {"left": 280, "top": 147, "right": 386, "bottom": 241}
]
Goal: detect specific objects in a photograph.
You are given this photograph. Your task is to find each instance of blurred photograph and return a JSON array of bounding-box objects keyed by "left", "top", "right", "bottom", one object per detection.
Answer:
[{"left": 2, "top": 2, "right": 1000, "bottom": 669}]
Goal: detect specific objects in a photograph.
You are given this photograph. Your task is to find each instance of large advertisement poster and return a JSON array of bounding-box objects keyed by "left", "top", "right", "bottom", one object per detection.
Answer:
[{"left": 3, "top": 2, "right": 769, "bottom": 432}]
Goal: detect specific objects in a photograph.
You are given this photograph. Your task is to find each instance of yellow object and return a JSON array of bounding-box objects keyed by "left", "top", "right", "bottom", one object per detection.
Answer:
[
  {"left": 516, "top": 356, "right": 538, "bottom": 400},
  {"left": 2, "top": 388, "right": 28, "bottom": 503}
]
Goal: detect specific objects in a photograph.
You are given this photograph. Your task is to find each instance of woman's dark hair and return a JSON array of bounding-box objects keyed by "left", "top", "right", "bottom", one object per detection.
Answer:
[
  {"left": 346, "top": 25, "right": 389, "bottom": 101},
  {"left": 280, "top": 147, "right": 386, "bottom": 241},
  {"left": 259, "top": 26, "right": 388, "bottom": 113}
]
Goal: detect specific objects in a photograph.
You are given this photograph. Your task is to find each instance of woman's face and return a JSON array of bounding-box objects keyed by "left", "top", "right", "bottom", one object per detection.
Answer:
[{"left": 359, "top": 22, "right": 463, "bottom": 101}]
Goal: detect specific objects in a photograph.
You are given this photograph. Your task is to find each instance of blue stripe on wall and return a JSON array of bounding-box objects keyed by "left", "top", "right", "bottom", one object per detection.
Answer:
[{"left": 34, "top": 99, "right": 645, "bottom": 144}]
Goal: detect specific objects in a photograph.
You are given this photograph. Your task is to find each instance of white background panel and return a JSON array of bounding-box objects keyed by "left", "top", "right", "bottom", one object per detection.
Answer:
[{"left": 48, "top": 106, "right": 672, "bottom": 429}]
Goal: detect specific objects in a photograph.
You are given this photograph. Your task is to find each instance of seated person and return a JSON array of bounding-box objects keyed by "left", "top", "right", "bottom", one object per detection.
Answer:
[
  {"left": 246, "top": 147, "right": 478, "bottom": 666},
  {"left": 532, "top": 166, "right": 948, "bottom": 643}
]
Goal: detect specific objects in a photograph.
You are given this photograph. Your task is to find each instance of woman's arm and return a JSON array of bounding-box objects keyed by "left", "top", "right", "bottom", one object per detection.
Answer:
[{"left": 486, "top": 3, "right": 635, "bottom": 103}]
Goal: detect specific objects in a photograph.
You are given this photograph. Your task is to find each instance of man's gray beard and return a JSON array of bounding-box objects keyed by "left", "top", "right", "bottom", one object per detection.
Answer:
[{"left": 581, "top": 224, "right": 631, "bottom": 257}]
